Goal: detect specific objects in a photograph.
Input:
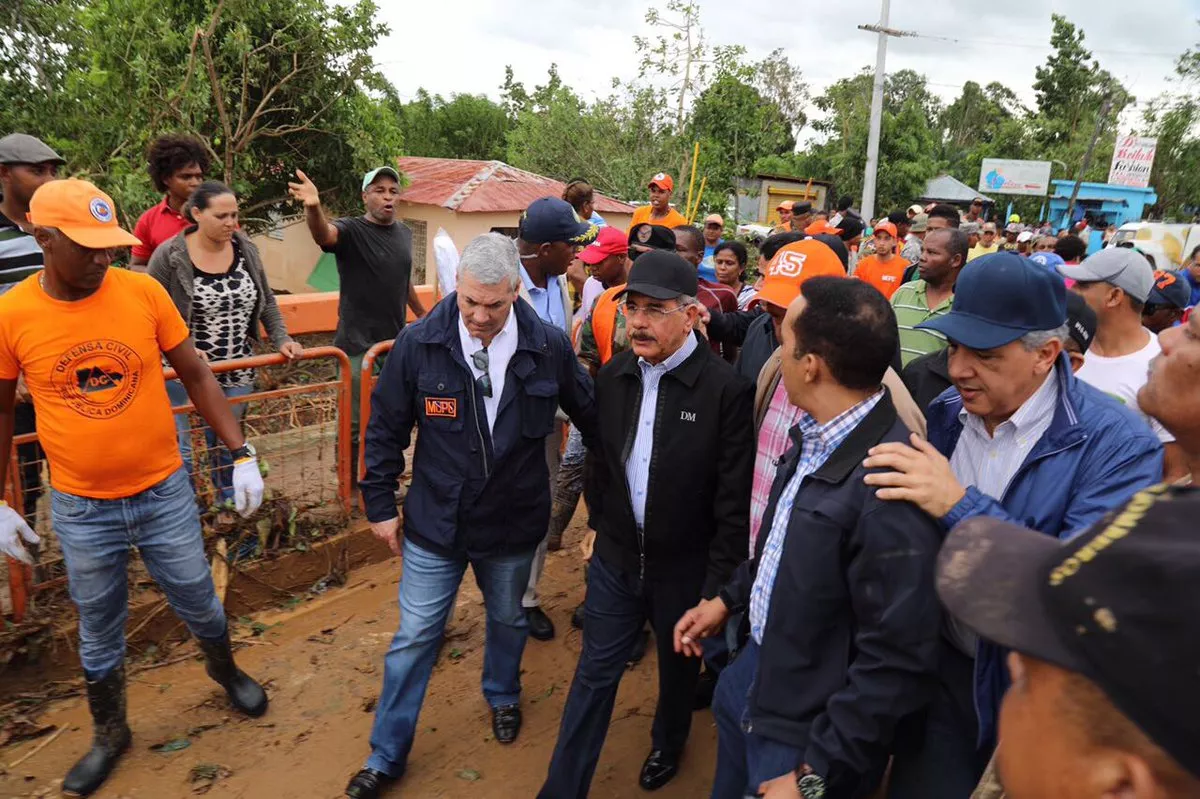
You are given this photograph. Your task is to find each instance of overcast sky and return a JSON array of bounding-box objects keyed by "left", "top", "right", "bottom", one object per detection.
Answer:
[{"left": 372, "top": 0, "right": 1198, "bottom": 139}]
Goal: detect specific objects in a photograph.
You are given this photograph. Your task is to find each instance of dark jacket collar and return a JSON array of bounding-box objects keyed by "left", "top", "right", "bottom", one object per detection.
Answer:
[
  {"left": 784, "top": 390, "right": 899, "bottom": 484},
  {"left": 414, "top": 292, "right": 550, "bottom": 355},
  {"left": 614, "top": 331, "right": 708, "bottom": 388}
]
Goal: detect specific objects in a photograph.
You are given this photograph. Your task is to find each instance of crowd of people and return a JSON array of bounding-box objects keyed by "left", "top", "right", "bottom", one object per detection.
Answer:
[{"left": 0, "top": 130, "right": 1196, "bottom": 799}]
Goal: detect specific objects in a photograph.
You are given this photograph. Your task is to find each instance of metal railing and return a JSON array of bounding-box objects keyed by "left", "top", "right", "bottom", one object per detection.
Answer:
[
  {"left": 4, "top": 346, "right": 354, "bottom": 622},
  {"left": 356, "top": 339, "right": 394, "bottom": 489}
]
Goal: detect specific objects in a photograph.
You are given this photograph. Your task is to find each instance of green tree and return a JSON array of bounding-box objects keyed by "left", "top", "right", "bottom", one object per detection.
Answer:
[
  {"left": 504, "top": 71, "right": 679, "bottom": 203},
  {"left": 1031, "top": 15, "right": 1130, "bottom": 184},
  {"left": 0, "top": 0, "right": 403, "bottom": 228},
  {"left": 398, "top": 90, "right": 509, "bottom": 161}
]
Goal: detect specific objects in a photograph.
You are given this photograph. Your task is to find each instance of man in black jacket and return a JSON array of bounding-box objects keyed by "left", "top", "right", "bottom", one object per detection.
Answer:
[
  {"left": 345, "top": 233, "right": 598, "bottom": 799},
  {"left": 538, "top": 251, "right": 755, "bottom": 797},
  {"left": 675, "top": 277, "right": 943, "bottom": 799}
]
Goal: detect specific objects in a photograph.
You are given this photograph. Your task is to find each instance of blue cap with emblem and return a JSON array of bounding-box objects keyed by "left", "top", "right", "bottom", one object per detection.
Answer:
[{"left": 518, "top": 197, "right": 598, "bottom": 246}]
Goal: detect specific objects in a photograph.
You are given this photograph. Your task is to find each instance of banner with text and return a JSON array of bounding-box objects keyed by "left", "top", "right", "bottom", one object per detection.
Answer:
[
  {"left": 979, "top": 159, "right": 1052, "bottom": 197},
  {"left": 1107, "top": 135, "right": 1157, "bottom": 188}
]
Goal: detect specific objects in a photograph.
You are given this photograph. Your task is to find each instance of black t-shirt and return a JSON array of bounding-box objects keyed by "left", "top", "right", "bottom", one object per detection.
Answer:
[{"left": 324, "top": 217, "right": 413, "bottom": 355}]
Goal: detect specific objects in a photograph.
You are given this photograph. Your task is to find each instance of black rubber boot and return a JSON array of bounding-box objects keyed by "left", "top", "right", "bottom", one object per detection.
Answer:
[
  {"left": 63, "top": 664, "right": 132, "bottom": 797},
  {"left": 197, "top": 627, "right": 269, "bottom": 717}
]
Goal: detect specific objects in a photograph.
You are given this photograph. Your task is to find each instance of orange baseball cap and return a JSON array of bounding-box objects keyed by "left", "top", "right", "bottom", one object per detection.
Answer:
[
  {"left": 648, "top": 172, "right": 674, "bottom": 192},
  {"left": 804, "top": 220, "right": 843, "bottom": 236},
  {"left": 873, "top": 221, "right": 898, "bottom": 239},
  {"left": 776, "top": 200, "right": 794, "bottom": 211},
  {"left": 28, "top": 179, "right": 140, "bottom": 249},
  {"left": 750, "top": 239, "right": 846, "bottom": 311}
]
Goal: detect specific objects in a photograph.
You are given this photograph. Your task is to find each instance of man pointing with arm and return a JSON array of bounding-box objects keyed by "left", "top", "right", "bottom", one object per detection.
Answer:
[{"left": 287, "top": 167, "right": 427, "bottom": 479}]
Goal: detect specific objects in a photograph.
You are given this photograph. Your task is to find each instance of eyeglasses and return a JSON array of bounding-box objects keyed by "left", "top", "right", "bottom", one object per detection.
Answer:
[
  {"left": 619, "top": 301, "right": 689, "bottom": 320},
  {"left": 471, "top": 347, "right": 493, "bottom": 398}
]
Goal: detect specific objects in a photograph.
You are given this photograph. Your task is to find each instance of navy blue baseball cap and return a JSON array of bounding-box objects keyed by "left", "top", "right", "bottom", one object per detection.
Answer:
[
  {"left": 519, "top": 197, "right": 598, "bottom": 245},
  {"left": 917, "top": 252, "right": 1067, "bottom": 350},
  {"left": 1147, "top": 269, "right": 1191, "bottom": 310}
]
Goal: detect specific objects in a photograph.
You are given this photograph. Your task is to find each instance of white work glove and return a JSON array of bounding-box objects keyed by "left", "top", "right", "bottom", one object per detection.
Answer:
[
  {"left": 0, "top": 501, "right": 39, "bottom": 564},
  {"left": 231, "top": 457, "right": 265, "bottom": 518}
]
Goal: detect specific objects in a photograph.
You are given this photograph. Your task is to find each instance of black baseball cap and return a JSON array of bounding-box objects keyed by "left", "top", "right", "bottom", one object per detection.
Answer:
[
  {"left": 1146, "top": 269, "right": 1191, "bottom": 310},
  {"left": 917, "top": 252, "right": 1067, "bottom": 350},
  {"left": 1065, "top": 291, "right": 1097, "bottom": 352},
  {"left": 627, "top": 223, "right": 676, "bottom": 261},
  {"left": 619, "top": 249, "right": 698, "bottom": 300},
  {"left": 837, "top": 215, "right": 865, "bottom": 241},
  {"left": 938, "top": 485, "right": 1200, "bottom": 780},
  {"left": 519, "top": 197, "right": 598, "bottom": 245},
  {"left": 792, "top": 201, "right": 813, "bottom": 215}
]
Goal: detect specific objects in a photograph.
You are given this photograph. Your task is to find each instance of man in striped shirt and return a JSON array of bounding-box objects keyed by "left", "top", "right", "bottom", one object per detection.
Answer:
[
  {"left": 0, "top": 134, "right": 63, "bottom": 292},
  {"left": 0, "top": 134, "right": 63, "bottom": 523},
  {"left": 891, "top": 228, "right": 967, "bottom": 366}
]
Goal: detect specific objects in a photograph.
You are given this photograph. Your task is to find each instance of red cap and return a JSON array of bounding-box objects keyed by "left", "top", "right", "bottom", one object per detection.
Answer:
[
  {"left": 648, "top": 172, "right": 674, "bottom": 192},
  {"left": 577, "top": 225, "right": 628, "bottom": 265},
  {"left": 749, "top": 240, "right": 846, "bottom": 311},
  {"left": 874, "top": 221, "right": 898, "bottom": 239}
]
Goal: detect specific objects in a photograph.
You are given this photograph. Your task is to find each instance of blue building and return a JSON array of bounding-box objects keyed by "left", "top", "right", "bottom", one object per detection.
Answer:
[{"left": 1048, "top": 180, "right": 1157, "bottom": 231}]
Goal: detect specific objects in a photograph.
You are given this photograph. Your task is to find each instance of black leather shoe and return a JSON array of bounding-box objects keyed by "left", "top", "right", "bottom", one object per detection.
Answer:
[
  {"left": 345, "top": 768, "right": 392, "bottom": 798},
  {"left": 491, "top": 703, "right": 522, "bottom": 744},
  {"left": 570, "top": 603, "right": 585, "bottom": 630},
  {"left": 526, "top": 606, "right": 556, "bottom": 641},
  {"left": 638, "top": 749, "right": 680, "bottom": 791}
]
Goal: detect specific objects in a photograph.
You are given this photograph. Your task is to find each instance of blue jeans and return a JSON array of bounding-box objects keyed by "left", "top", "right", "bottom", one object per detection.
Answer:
[
  {"left": 711, "top": 640, "right": 805, "bottom": 799},
  {"left": 52, "top": 467, "right": 227, "bottom": 680},
  {"left": 538, "top": 554, "right": 703, "bottom": 799},
  {"left": 365, "top": 538, "right": 534, "bottom": 778},
  {"left": 166, "top": 380, "right": 252, "bottom": 503}
]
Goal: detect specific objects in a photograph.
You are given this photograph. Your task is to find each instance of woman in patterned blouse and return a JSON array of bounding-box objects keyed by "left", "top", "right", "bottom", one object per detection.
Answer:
[{"left": 149, "top": 182, "right": 301, "bottom": 503}]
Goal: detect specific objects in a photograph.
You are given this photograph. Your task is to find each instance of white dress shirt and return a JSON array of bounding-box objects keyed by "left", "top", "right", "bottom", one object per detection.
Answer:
[
  {"left": 949, "top": 366, "right": 1059, "bottom": 501},
  {"left": 625, "top": 331, "right": 699, "bottom": 527},
  {"left": 458, "top": 307, "right": 518, "bottom": 435},
  {"left": 945, "top": 366, "right": 1059, "bottom": 653}
]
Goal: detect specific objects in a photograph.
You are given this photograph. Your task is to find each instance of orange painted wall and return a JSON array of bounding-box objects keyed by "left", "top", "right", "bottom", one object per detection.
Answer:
[{"left": 275, "top": 285, "right": 439, "bottom": 336}]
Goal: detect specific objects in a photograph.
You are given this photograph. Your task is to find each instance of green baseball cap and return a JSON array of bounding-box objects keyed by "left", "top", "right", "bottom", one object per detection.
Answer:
[{"left": 362, "top": 166, "right": 401, "bottom": 191}]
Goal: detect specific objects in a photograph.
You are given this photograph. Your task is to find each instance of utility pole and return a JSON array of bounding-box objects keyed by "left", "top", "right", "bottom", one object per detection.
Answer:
[
  {"left": 857, "top": 4, "right": 914, "bottom": 222},
  {"left": 1065, "top": 92, "right": 1114, "bottom": 227}
]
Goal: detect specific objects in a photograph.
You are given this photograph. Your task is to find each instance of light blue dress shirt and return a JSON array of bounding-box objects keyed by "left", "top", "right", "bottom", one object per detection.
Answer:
[
  {"left": 625, "top": 332, "right": 700, "bottom": 528},
  {"left": 519, "top": 265, "right": 567, "bottom": 332}
]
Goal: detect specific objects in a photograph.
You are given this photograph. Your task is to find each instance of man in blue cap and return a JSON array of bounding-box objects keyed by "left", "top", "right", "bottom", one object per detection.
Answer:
[
  {"left": 1142, "top": 269, "right": 1192, "bottom": 333},
  {"left": 860, "top": 252, "right": 1163, "bottom": 799},
  {"left": 515, "top": 197, "right": 598, "bottom": 641}
]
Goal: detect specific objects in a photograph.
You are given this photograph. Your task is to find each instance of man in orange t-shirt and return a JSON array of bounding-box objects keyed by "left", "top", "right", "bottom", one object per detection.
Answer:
[
  {"left": 629, "top": 172, "right": 689, "bottom": 230},
  {"left": 0, "top": 180, "right": 269, "bottom": 796},
  {"left": 853, "top": 221, "right": 911, "bottom": 300}
]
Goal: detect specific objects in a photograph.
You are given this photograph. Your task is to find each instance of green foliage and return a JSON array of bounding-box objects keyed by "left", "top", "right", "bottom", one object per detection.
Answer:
[
  {"left": 398, "top": 90, "right": 510, "bottom": 162},
  {"left": 1, "top": 0, "right": 403, "bottom": 230}
]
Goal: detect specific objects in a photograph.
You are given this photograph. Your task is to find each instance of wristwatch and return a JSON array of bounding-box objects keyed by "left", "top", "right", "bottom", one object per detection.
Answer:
[
  {"left": 796, "top": 766, "right": 826, "bottom": 799},
  {"left": 231, "top": 442, "right": 257, "bottom": 462}
]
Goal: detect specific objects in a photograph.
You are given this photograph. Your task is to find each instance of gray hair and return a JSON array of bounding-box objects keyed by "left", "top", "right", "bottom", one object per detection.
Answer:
[
  {"left": 1019, "top": 323, "right": 1069, "bottom": 351},
  {"left": 458, "top": 233, "right": 520, "bottom": 289},
  {"left": 678, "top": 294, "right": 698, "bottom": 307}
]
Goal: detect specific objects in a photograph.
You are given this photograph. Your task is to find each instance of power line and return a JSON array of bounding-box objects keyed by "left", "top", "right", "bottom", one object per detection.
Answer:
[{"left": 902, "top": 31, "right": 1178, "bottom": 60}]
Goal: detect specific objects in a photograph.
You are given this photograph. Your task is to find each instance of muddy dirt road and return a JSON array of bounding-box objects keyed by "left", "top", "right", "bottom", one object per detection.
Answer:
[{"left": 0, "top": 521, "right": 719, "bottom": 798}]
